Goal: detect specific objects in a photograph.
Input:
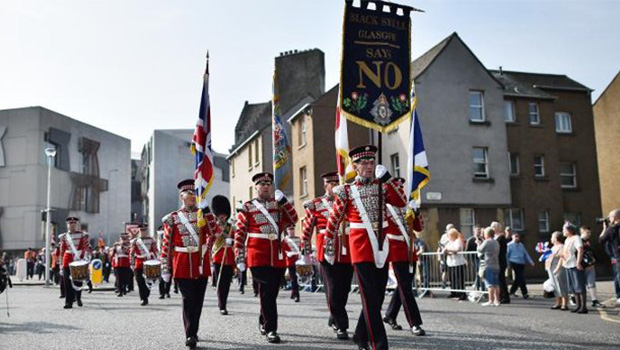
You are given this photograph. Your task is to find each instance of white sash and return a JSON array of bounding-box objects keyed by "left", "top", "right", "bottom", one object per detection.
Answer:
[
  {"left": 285, "top": 236, "right": 302, "bottom": 258},
  {"left": 252, "top": 199, "right": 283, "bottom": 260},
  {"left": 177, "top": 211, "right": 204, "bottom": 274},
  {"left": 350, "top": 185, "right": 389, "bottom": 269},
  {"left": 386, "top": 204, "right": 411, "bottom": 250},
  {"left": 137, "top": 238, "right": 151, "bottom": 259},
  {"left": 65, "top": 233, "right": 81, "bottom": 261}
]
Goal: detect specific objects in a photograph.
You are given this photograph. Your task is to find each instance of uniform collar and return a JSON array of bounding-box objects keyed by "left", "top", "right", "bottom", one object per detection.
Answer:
[{"left": 355, "top": 175, "right": 374, "bottom": 185}]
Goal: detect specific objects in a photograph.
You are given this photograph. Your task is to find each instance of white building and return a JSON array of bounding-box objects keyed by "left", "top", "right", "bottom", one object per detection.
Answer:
[
  {"left": 141, "top": 129, "right": 229, "bottom": 236},
  {"left": 0, "top": 107, "right": 131, "bottom": 251}
]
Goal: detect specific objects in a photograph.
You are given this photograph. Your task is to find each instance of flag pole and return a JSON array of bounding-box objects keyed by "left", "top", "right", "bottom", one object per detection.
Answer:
[{"left": 377, "top": 131, "right": 383, "bottom": 250}]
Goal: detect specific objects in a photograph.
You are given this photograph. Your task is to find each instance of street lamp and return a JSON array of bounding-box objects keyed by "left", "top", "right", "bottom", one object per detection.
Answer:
[{"left": 44, "top": 147, "right": 57, "bottom": 287}]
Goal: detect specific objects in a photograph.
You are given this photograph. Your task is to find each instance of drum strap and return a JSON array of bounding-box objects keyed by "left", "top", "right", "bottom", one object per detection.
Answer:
[
  {"left": 65, "top": 233, "right": 80, "bottom": 260},
  {"left": 137, "top": 238, "right": 150, "bottom": 258},
  {"left": 177, "top": 211, "right": 204, "bottom": 275}
]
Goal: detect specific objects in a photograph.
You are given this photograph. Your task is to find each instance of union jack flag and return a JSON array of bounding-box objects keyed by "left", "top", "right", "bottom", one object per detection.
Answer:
[{"left": 191, "top": 55, "right": 214, "bottom": 209}]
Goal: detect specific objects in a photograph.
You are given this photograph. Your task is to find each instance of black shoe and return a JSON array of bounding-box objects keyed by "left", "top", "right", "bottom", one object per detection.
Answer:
[
  {"left": 167, "top": 293, "right": 171, "bottom": 298},
  {"left": 294, "top": 295, "right": 300, "bottom": 303},
  {"left": 254, "top": 293, "right": 258, "bottom": 297},
  {"left": 500, "top": 299, "right": 511, "bottom": 304},
  {"left": 185, "top": 336, "right": 197, "bottom": 349},
  {"left": 117, "top": 293, "right": 123, "bottom": 297},
  {"left": 59, "top": 295, "right": 65, "bottom": 299},
  {"left": 159, "top": 295, "right": 165, "bottom": 300},
  {"left": 412, "top": 326, "right": 426, "bottom": 336},
  {"left": 63, "top": 304, "right": 72, "bottom": 309},
  {"left": 592, "top": 300, "right": 603, "bottom": 308},
  {"left": 220, "top": 309, "right": 228, "bottom": 315},
  {"left": 328, "top": 317, "right": 334, "bottom": 328},
  {"left": 336, "top": 329, "right": 349, "bottom": 340},
  {"left": 570, "top": 307, "right": 579, "bottom": 313},
  {"left": 266, "top": 331, "right": 281, "bottom": 344},
  {"left": 382, "top": 316, "right": 402, "bottom": 330},
  {"left": 259, "top": 324, "right": 266, "bottom": 336},
  {"left": 577, "top": 308, "right": 588, "bottom": 314},
  {"left": 352, "top": 334, "right": 370, "bottom": 350},
  {"left": 141, "top": 299, "right": 148, "bottom": 306},
  {"left": 523, "top": 294, "right": 529, "bottom": 300},
  {"left": 77, "top": 300, "right": 83, "bottom": 307},
  {"left": 239, "top": 290, "right": 245, "bottom": 295}
]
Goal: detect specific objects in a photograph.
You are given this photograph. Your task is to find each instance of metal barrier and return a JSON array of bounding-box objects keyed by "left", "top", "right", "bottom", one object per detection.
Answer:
[{"left": 416, "top": 251, "right": 488, "bottom": 301}]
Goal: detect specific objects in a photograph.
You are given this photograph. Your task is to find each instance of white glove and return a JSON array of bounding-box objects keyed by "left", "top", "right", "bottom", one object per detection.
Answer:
[
  {"left": 59, "top": 268, "right": 64, "bottom": 276},
  {"left": 375, "top": 164, "right": 388, "bottom": 179},
  {"left": 225, "top": 238, "right": 234, "bottom": 246},
  {"left": 162, "top": 273, "right": 171, "bottom": 283},
  {"left": 275, "top": 189, "right": 285, "bottom": 203},
  {"left": 237, "top": 262, "right": 246, "bottom": 272}
]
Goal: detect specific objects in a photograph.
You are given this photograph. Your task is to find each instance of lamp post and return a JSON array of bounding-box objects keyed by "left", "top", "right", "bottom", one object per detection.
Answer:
[{"left": 44, "top": 147, "right": 57, "bottom": 287}]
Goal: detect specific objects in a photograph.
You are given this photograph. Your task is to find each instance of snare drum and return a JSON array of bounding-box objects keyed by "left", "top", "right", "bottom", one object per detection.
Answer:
[
  {"left": 69, "top": 261, "right": 90, "bottom": 282},
  {"left": 144, "top": 260, "right": 161, "bottom": 280},
  {"left": 295, "top": 256, "right": 314, "bottom": 278}
]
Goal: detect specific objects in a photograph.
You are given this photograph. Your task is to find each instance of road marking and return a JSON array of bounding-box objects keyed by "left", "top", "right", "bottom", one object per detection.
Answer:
[{"left": 599, "top": 298, "right": 620, "bottom": 324}]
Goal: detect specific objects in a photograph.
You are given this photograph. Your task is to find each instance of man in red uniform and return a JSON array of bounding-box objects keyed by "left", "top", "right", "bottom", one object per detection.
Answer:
[
  {"left": 110, "top": 234, "right": 132, "bottom": 297},
  {"left": 302, "top": 171, "right": 352, "bottom": 340},
  {"left": 325, "top": 145, "right": 406, "bottom": 350},
  {"left": 233, "top": 172, "right": 298, "bottom": 344},
  {"left": 284, "top": 227, "right": 301, "bottom": 303},
  {"left": 130, "top": 223, "right": 159, "bottom": 306},
  {"left": 382, "top": 178, "right": 425, "bottom": 336},
  {"left": 211, "top": 195, "right": 235, "bottom": 315},
  {"left": 58, "top": 216, "right": 92, "bottom": 309},
  {"left": 161, "top": 179, "right": 218, "bottom": 349}
]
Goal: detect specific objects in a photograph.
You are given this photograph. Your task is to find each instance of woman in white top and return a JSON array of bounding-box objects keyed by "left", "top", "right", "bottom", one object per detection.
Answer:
[
  {"left": 561, "top": 222, "right": 587, "bottom": 314},
  {"left": 442, "top": 228, "right": 467, "bottom": 300},
  {"left": 546, "top": 231, "right": 568, "bottom": 310}
]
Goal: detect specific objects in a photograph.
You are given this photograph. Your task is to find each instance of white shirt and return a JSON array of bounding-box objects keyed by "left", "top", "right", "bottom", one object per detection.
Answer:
[
  {"left": 445, "top": 239, "right": 466, "bottom": 267},
  {"left": 563, "top": 235, "right": 583, "bottom": 269}
]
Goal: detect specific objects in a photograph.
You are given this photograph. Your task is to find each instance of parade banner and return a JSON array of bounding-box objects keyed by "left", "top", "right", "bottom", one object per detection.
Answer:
[
  {"left": 272, "top": 71, "right": 292, "bottom": 191},
  {"left": 339, "top": 0, "right": 413, "bottom": 133}
]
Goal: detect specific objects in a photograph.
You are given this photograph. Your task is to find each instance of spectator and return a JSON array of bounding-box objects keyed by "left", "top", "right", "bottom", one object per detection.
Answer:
[
  {"left": 414, "top": 231, "right": 430, "bottom": 296},
  {"left": 25, "top": 247, "right": 35, "bottom": 279},
  {"left": 443, "top": 228, "right": 467, "bottom": 301},
  {"left": 466, "top": 225, "right": 485, "bottom": 291},
  {"left": 546, "top": 231, "right": 568, "bottom": 310},
  {"left": 507, "top": 233, "right": 534, "bottom": 299},
  {"left": 491, "top": 222, "right": 510, "bottom": 304},
  {"left": 477, "top": 227, "right": 500, "bottom": 306},
  {"left": 438, "top": 224, "right": 453, "bottom": 289},
  {"left": 562, "top": 222, "right": 588, "bottom": 314},
  {"left": 580, "top": 226, "right": 602, "bottom": 308},
  {"left": 598, "top": 209, "right": 620, "bottom": 305}
]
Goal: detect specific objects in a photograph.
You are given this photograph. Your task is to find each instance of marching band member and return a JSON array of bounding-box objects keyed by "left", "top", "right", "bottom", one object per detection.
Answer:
[
  {"left": 325, "top": 145, "right": 406, "bottom": 350},
  {"left": 233, "top": 172, "right": 298, "bottom": 344},
  {"left": 161, "top": 179, "right": 218, "bottom": 349},
  {"left": 284, "top": 226, "right": 301, "bottom": 303},
  {"left": 130, "top": 223, "right": 158, "bottom": 306},
  {"left": 382, "top": 178, "right": 426, "bottom": 336},
  {"left": 110, "top": 234, "right": 132, "bottom": 297},
  {"left": 58, "top": 216, "right": 92, "bottom": 309},
  {"left": 301, "top": 171, "right": 352, "bottom": 340},
  {"left": 211, "top": 195, "right": 235, "bottom": 315}
]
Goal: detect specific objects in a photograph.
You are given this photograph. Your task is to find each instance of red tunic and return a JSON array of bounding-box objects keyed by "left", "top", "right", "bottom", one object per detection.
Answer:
[
  {"left": 161, "top": 207, "right": 218, "bottom": 279},
  {"left": 212, "top": 222, "right": 235, "bottom": 266},
  {"left": 302, "top": 195, "right": 351, "bottom": 264},
  {"left": 130, "top": 236, "right": 159, "bottom": 269},
  {"left": 325, "top": 176, "right": 406, "bottom": 264},
  {"left": 233, "top": 197, "right": 298, "bottom": 269},
  {"left": 58, "top": 231, "right": 92, "bottom": 268},
  {"left": 110, "top": 242, "right": 131, "bottom": 268},
  {"left": 385, "top": 204, "right": 421, "bottom": 263}
]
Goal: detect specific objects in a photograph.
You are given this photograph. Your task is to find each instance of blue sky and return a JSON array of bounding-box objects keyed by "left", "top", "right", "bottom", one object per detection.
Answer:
[{"left": 1, "top": 0, "right": 618, "bottom": 154}]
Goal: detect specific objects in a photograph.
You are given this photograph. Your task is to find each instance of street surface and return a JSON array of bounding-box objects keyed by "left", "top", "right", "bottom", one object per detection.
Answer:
[{"left": 1, "top": 282, "right": 619, "bottom": 350}]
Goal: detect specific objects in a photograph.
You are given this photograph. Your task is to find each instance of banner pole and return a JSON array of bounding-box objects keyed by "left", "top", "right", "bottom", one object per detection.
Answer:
[{"left": 378, "top": 132, "right": 383, "bottom": 250}]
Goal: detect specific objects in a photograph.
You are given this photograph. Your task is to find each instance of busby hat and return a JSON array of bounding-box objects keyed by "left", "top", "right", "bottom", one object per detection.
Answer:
[
  {"left": 177, "top": 179, "right": 194, "bottom": 192},
  {"left": 321, "top": 172, "right": 339, "bottom": 183},
  {"left": 349, "top": 145, "right": 377, "bottom": 163},
  {"left": 252, "top": 172, "right": 274, "bottom": 184},
  {"left": 211, "top": 195, "right": 231, "bottom": 219}
]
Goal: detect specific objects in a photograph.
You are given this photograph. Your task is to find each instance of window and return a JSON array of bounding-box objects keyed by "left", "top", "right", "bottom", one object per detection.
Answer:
[
  {"left": 459, "top": 208, "right": 475, "bottom": 238},
  {"left": 469, "top": 91, "right": 485, "bottom": 122},
  {"left": 563, "top": 213, "right": 581, "bottom": 227},
  {"left": 73, "top": 186, "right": 88, "bottom": 211},
  {"left": 538, "top": 210, "right": 549, "bottom": 232},
  {"left": 555, "top": 112, "right": 572, "bottom": 133},
  {"left": 528, "top": 103, "right": 540, "bottom": 125},
  {"left": 509, "top": 153, "right": 520, "bottom": 176},
  {"left": 298, "top": 116, "right": 307, "bottom": 147},
  {"left": 504, "top": 101, "right": 516, "bottom": 123},
  {"left": 534, "top": 155, "right": 545, "bottom": 178},
  {"left": 248, "top": 143, "right": 253, "bottom": 169},
  {"left": 299, "top": 166, "right": 308, "bottom": 197},
  {"left": 390, "top": 153, "right": 400, "bottom": 178},
  {"left": 254, "top": 140, "right": 260, "bottom": 166},
  {"left": 248, "top": 186, "right": 253, "bottom": 200},
  {"left": 231, "top": 158, "right": 235, "bottom": 178},
  {"left": 560, "top": 162, "right": 577, "bottom": 188},
  {"left": 472, "top": 147, "right": 489, "bottom": 179},
  {"left": 504, "top": 208, "right": 524, "bottom": 231}
]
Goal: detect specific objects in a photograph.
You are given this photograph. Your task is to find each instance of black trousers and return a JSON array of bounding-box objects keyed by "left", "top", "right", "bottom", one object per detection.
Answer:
[
  {"left": 159, "top": 277, "right": 171, "bottom": 296},
  {"left": 116, "top": 267, "right": 131, "bottom": 295},
  {"left": 251, "top": 266, "right": 285, "bottom": 333},
  {"left": 134, "top": 268, "right": 151, "bottom": 301},
  {"left": 214, "top": 264, "right": 234, "bottom": 311},
  {"left": 448, "top": 265, "right": 466, "bottom": 299},
  {"left": 59, "top": 274, "right": 66, "bottom": 297},
  {"left": 509, "top": 263, "right": 528, "bottom": 296},
  {"left": 27, "top": 262, "right": 34, "bottom": 279},
  {"left": 320, "top": 261, "right": 354, "bottom": 330},
  {"left": 62, "top": 267, "right": 82, "bottom": 306},
  {"left": 177, "top": 278, "right": 208, "bottom": 338},
  {"left": 287, "top": 265, "right": 299, "bottom": 297},
  {"left": 238, "top": 269, "right": 247, "bottom": 292},
  {"left": 499, "top": 262, "right": 510, "bottom": 300},
  {"left": 385, "top": 262, "right": 423, "bottom": 328},
  {"left": 354, "top": 262, "right": 389, "bottom": 350}
]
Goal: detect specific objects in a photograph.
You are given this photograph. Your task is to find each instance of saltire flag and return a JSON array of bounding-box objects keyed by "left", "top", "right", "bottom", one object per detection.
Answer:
[
  {"left": 272, "top": 71, "right": 292, "bottom": 191},
  {"left": 335, "top": 93, "right": 356, "bottom": 184},
  {"left": 406, "top": 90, "right": 430, "bottom": 218},
  {"left": 191, "top": 55, "right": 215, "bottom": 213}
]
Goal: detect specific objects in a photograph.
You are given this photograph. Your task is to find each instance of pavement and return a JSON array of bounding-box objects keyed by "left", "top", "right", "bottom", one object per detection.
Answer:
[{"left": 1, "top": 281, "right": 619, "bottom": 350}]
